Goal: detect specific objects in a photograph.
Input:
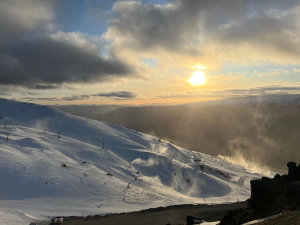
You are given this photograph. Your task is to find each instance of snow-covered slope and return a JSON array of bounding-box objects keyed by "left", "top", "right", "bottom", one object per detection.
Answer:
[{"left": 0, "top": 99, "right": 273, "bottom": 224}]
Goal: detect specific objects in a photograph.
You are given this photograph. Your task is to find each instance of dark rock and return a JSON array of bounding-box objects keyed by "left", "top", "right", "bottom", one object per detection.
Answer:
[
  {"left": 186, "top": 215, "right": 203, "bottom": 225},
  {"left": 287, "top": 162, "right": 300, "bottom": 181},
  {"left": 220, "top": 161, "right": 300, "bottom": 225},
  {"left": 279, "top": 174, "right": 290, "bottom": 182},
  {"left": 274, "top": 174, "right": 281, "bottom": 179},
  {"left": 287, "top": 182, "right": 300, "bottom": 210},
  {"left": 249, "top": 175, "right": 288, "bottom": 217},
  {"left": 287, "top": 162, "right": 297, "bottom": 173},
  {"left": 219, "top": 208, "right": 253, "bottom": 225}
]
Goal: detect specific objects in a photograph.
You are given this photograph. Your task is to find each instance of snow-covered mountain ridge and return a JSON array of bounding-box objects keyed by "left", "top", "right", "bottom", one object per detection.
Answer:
[
  {"left": 188, "top": 94, "right": 300, "bottom": 107},
  {"left": 0, "top": 98, "right": 273, "bottom": 224}
]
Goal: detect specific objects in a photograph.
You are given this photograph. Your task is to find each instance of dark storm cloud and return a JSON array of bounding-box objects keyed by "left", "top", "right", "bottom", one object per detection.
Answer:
[
  {"left": 110, "top": 0, "right": 202, "bottom": 52},
  {"left": 61, "top": 95, "right": 91, "bottom": 101},
  {"left": 29, "top": 84, "right": 62, "bottom": 90},
  {"left": 94, "top": 91, "right": 137, "bottom": 99},
  {"left": 0, "top": 37, "right": 133, "bottom": 88},
  {"left": 20, "top": 91, "right": 138, "bottom": 102},
  {"left": 110, "top": 0, "right": 300, "bottom": 56},
  {"left": 0, "top": 0, "right": 134, "bottom": 89}
]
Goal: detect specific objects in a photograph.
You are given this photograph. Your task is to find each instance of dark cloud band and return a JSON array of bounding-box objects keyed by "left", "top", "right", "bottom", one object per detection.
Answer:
[
  {"left": 0, "top": 0, "right": 135, "bottom": 90},
  {"left": 20, "top": 91, "right": 138, "bottom": 102},
  {"left": 94, "top": 91, "right": 137, "bottom": 98},
  {"left": 0, "top": 37, "right": 132, "bottom": 88}
]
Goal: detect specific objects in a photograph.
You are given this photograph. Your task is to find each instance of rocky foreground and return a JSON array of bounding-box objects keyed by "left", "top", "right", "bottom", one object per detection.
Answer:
[
  {"left": 220, "top": 162, "right": 300, "bottom": 225},
  {"left": 51, "top": 202, "right": 246, "bottom": 225}
]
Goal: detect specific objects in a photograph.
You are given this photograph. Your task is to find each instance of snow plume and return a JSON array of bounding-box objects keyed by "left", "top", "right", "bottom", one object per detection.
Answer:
[
  {"left": 224, "top": 135, "right": 278, "bottom": 176},
  {"left": 223, "top": 104, "right": 282, "bottom": 175},
  {"left": 30, "top": 118, "right": 52, "bottom": 132},
  {"left": 218, "top": 154, "right": 274, "bottom": 177},
  {"left": 132, "top": 158, "right": 159, "bottom": 167},
  {"left": 141, "top": 175, "right": 164, "bottom": 188},
  {"left": 153, "top": 143, "right": 169, "bottom": 155}
]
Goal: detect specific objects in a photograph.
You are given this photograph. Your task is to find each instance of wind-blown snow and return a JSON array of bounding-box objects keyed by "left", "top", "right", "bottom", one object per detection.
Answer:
[{"left": 0, "top": 99, "right": 274, "bottom": 224}]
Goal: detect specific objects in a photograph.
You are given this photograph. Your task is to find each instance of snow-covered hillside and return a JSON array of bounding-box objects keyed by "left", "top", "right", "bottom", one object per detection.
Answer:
[{"left": 0, "top": 99, "right": 274, "bottom": 224}]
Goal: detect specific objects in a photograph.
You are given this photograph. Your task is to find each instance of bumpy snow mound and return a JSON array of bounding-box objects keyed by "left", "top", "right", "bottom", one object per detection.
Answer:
[{"left": 0, "top": 99, "right": 271, "bottom": 224}]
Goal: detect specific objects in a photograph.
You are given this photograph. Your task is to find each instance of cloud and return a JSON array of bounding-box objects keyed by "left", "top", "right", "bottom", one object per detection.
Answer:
[
  {"left": 61, "top": 95, "right": 91, "bottom": 101},
  {"left": 0, "top": 0, "right": 55, "bottom": 36},
  {"left": 0, "top": 1, "right": 137, "bottom": 90},
  {"left": 208, "top": 73, "right": 245, "bottom": 81},
  {"left": 108, "top": 1, "right": 202, "bottom": 53},
  {"left": 0, "top": 85, "right": 30, "bottom": 96},
  {"left": 216, "top": 13, "right": 300, "bottom": 56},
  {"left": 29, "top": 84, "right": 62, "bottom": 90},
  {"left": 254, "top": 69, "right": 290, "bottom": 77},
  {"left": 155, "top": 85, "right": 300, "bottom": 99},
  {"left": 50, "top": 31, "right": 106, "bottom": 52},
  {"left": 0, "top": 36, "right": 133, "bottom": 88},
  {"left": 105, "top": 0, "right": 300, "bottom": 65},
  {"left": 94, "top": 91, "right": 137, "bottom": 99},
  {"left": 20, "top": 91, "right": 138, "bottom": 102},
  {"left": 258, "top": 73, "right": 280, "bottom": 77}
]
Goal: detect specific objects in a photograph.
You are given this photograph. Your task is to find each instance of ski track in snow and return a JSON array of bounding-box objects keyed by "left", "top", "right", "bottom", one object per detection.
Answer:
[{"left": 0, "top": 99, "right": 276, "bottom": 225}]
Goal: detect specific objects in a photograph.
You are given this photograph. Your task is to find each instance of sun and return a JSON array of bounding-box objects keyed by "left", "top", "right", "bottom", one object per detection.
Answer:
[{"left": 189, "top": 70, "right": 206, "bottom": 85}]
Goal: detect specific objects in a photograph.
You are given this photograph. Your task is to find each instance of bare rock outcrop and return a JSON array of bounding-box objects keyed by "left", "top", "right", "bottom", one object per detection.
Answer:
[{"left": 220, "top": 162, "right": 300, "bottom": 225}]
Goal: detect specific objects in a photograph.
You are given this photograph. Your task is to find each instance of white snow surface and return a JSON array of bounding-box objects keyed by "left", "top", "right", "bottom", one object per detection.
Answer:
[{"left": 0, "top": 99, "right": 275, "bottom": 224}]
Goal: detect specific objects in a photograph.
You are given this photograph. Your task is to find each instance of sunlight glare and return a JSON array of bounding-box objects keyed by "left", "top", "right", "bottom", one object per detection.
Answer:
[
  {"left": 189, "top": 71, "right": 206, "bottom": 85},
  {"left": 192, "top": 65, "right": 207, "bottom": 70}
]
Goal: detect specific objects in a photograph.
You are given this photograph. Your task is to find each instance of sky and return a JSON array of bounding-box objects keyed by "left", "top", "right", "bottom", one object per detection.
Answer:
[{"left": 0, "top": 0, "right": 300, "bottom": 106}]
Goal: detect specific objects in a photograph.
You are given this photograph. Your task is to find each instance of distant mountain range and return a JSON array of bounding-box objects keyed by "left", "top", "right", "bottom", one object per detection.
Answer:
[
  {"left": 52, "top": 95, "right": 300, "bottom": 120},
  {"left": 185, "top": 94, "right": 300, "bottom": 106},
  {"left": 96, "top": 95, "right": 300, "bottom": 170}
]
